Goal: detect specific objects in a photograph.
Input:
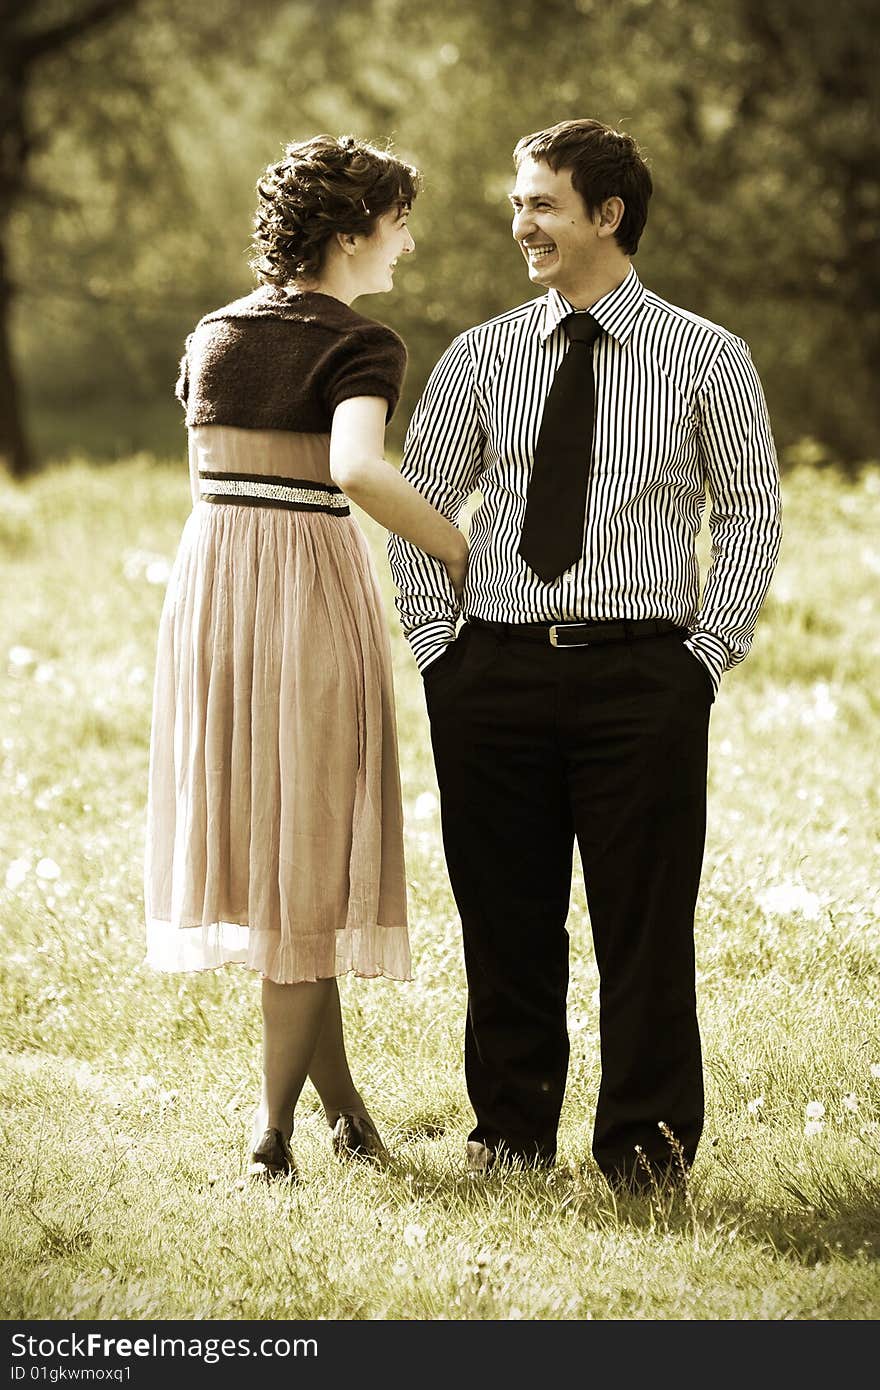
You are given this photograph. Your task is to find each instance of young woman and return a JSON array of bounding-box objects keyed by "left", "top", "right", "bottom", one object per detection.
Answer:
[{"left": 144, "top": 134, "right": 467, "bottom": 1179}]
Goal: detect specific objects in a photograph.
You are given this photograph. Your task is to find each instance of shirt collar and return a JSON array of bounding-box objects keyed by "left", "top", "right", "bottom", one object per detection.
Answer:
[{"left": 539, "top": 264, "right": 646, "bottom": 345}]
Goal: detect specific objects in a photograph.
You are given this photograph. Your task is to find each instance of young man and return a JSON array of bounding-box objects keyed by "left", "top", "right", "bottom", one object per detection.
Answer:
[{"left": 387, "top": 118, "right": 781, "bottom": 1191}]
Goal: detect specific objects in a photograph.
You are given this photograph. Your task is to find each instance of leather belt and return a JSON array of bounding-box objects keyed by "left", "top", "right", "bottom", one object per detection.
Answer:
[{"left": 469, "top": 618, "right": 686, "bottom": 648}]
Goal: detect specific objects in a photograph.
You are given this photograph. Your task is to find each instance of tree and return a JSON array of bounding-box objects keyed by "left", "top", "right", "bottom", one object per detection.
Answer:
[
  {"left": 6, "top": 0, "right": 878, "bottom": 469},
  {"left": 2, "top": 0, "right": 302, "bottom": 476},
  {"left": 1, "top": 0, "right": 142, "bottom": 476}
]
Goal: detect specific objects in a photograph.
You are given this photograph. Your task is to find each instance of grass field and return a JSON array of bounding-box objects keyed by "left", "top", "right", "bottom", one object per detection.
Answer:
[{"left": 0, "top": 455, "right": 878, "bottom": 1321}]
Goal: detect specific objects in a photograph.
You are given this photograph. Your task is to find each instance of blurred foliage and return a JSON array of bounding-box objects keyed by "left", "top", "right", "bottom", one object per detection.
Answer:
[{"left": 9, "top": 0, "right": 880, "bottom": 465}]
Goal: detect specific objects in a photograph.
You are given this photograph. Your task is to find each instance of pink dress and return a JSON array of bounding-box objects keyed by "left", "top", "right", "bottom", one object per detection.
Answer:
[{"left": 144, "top": 289, "right": 411, "bottom": 984}]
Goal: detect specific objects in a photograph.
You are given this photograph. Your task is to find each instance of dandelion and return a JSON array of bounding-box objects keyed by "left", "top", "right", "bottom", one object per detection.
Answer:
[
  {"left": 123, "top": 549, "right": 171, "bottom": 584},
  {"left": 747, "top": 1096, "right": 765, "bottom": 1115},
  {"left": 5, "top": 858, "right": 30, "bottom": 891},
  {"left": 842, "top": 1094, "right": 858, "bottom": 1113},
  {"left": 391, "top": 1260, "right": 408, "bottom": 1278},
  {"left": 870, "top": 1063, "right": 880, "bottom": 1080},
  {"left": 146, "top": 559, "right": 171, "bottom": 585},
  {"left": 800, "top": 682, "right": 837, "bottom": 726},
  {"left": 8, "top": 645, "right": 37, "bottom": 669},
  {"left": 803, "top": 1102, "right": 826, "bottom": 1139},
  {"left": 755, "top": 881, "right": 822, "bottom": 922},
  {"left": 35, "top": 858, "right": 61, "bottom": 881},
  {"left": 403, "top": 1223, "right": 427, "bottom": 1249},
  {"left": 413, "top": 792, "right": 438, "bottom": 820}
]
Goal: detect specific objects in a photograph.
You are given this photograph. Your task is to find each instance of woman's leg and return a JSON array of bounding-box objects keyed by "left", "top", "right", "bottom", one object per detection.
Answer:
[
  {"left": 256, "top": 977, "right": 334, "bottom": 1141},
  {"left": 306, "top": 979, "right": 369, "bottom": 1127}
]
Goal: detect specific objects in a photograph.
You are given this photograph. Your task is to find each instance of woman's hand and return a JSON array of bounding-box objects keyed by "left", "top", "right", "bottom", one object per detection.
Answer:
[{"left": 444, "top": 531, "right": 469, "bottom": 601}]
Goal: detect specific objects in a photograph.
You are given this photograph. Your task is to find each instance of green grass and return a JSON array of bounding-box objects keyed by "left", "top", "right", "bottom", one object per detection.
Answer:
[{"left": 1, "top": 455, "right": 879, "bottom": 1320}]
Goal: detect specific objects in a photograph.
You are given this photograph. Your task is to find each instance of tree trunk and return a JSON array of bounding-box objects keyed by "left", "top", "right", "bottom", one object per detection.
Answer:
[
  {"left": 0, "top": 242, "right": 32, "bottom": 477},
  {"left": 0, "top": 46, "right": 34, "bottom": 478}
]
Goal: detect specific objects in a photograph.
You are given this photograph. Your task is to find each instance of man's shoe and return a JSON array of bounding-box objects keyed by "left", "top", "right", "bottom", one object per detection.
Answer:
[
  {"left": 248, "top": 1127, "right": 297, "bottom": 1181},
  {"left": 466, "top": 1140, "right": 496, "bottom": 1176},
  {"left": 331, "top": 1113, "right": 390, "bottom": 1165}
]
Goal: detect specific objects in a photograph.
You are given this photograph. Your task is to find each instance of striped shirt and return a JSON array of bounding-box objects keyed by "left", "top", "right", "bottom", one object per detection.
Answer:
[{"left": 387, "top": 265, "right": 782, "bottom": 693}]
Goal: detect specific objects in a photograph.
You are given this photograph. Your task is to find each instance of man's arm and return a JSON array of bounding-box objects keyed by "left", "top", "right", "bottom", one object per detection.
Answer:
[
  {"left": 387, "top": 334, "right": 484, "bottom": 673},
  {"left": 686, "top": 336, "right": 783, "bottom": 694}
]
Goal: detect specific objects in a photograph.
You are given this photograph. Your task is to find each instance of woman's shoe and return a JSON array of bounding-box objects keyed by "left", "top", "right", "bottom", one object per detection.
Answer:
[
  {"left": 331, "top": 1113, "right": 390, "bottom": 1166},
  {"left": 248, "top": 1127, "right": 297, "bottom": 1181}
]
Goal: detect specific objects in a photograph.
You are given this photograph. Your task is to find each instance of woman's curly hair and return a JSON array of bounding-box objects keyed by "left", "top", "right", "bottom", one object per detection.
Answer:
[{"left": 250, "top": 134, "right": 422, "bottom": 286}]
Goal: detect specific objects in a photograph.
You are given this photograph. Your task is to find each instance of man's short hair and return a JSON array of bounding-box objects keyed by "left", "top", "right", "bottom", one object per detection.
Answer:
[{"left": 513, "top": 118, "right": 652, "bottom": 255}]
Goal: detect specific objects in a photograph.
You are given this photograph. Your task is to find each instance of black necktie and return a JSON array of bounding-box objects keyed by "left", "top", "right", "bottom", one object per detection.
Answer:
[{"left": 518, "top": 311, "right": 602, "bottom": 583}]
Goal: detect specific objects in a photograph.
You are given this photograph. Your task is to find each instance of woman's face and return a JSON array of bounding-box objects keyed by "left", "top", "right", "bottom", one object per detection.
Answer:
[{"left": 355, "top": 204, "right": 415, "bottom": 295}]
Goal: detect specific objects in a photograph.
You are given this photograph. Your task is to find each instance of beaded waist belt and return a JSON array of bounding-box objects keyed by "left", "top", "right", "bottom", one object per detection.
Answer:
[{"left": 198, "top": 470, "right": 350, "bottom": 516}]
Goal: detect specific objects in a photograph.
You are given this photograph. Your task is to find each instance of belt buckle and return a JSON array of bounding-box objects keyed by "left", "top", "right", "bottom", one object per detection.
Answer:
[{"left": 548, "top": 624, "right": 586, "bottom": 648}]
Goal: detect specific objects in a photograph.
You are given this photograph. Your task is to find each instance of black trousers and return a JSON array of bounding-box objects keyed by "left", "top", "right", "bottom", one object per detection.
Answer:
[{"left": 424, "top": 621, "right": 712, "bottom": 1180}]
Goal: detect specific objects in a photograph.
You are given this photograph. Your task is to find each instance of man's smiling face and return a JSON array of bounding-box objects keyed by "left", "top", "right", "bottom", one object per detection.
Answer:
[{"left": 509, "top": 156, "right": 601, "bottom": 298}]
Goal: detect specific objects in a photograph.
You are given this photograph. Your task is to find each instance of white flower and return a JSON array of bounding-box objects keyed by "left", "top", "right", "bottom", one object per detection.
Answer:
[
  {"left": 747, "top": 1096, "right": 765, "bottom": 1115},
  {"left": 755, "top": 881, "right": 821, "bottom": 921},
  {"left": 35, "top": 858, "right": 61, "bottom": 881},
  {"left": 870, "top": 1063, "right": 880, "bottom": 1080},
  {"left": 805, "top": 1100, "right": 825, "bottom": 1120},
  {"left": 8, "top": 645, "right": 36, "bottom": 669},
  {"left": 413, "top": 792, "right": 438, "bottom": 820},
  {"left": 804, "top": 1119, "right": 824, "bottom": 1139},
  {"left": 123, "top": 549, "right": 171, "bottom": 585},
  {"left": 391, "top": 1260, "right": 408, "bottom": 1278},
  {"left": 842, "top": 1094, "right": 859, "bottom": 1113},
  {"left": 5, "top": 858, "right": 30, "bottom": 890},
  {"left": 145, "top": 559, "right": 171, "bottom": 586},
  {"left": 800, "top": 682, "right": 837, "bottom": 726},
  {"left": 403, "top": 1223, "right": 427, "bottom": 1248}
]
